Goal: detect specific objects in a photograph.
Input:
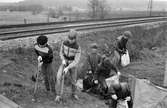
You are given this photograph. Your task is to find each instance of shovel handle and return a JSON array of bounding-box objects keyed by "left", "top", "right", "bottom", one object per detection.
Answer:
[{"left": 34, "top": 62, "right": 41, "bottom": 95}]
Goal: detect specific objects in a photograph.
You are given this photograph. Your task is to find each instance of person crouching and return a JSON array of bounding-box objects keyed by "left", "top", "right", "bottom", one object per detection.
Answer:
[
  {"left": 94, "top": 54, "right": 120, "bottom": 97},
  {"left": 107, "top": 82, "right": 133, "bottom": 108}
]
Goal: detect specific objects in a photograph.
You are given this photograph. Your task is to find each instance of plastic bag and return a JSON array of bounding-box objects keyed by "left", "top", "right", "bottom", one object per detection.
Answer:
[
  {"left": 106, "top": 74, "right": 120, "bottom": 87},
  {"left": 121, "top": 50, "right": 130, "bottom": 67},
  {"left": 117, "top": 100, "right": 128, "bottom": 108}
]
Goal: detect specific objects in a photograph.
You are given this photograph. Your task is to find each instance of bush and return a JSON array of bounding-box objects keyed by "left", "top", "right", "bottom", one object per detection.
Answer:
[{"left": 126, "top": 24, "right": 167, "bottom": 61}]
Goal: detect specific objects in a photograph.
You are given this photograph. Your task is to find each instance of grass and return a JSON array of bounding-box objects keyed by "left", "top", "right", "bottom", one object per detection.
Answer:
[{"left": 0, "top": 11, "right": 58, "bottom": 25}]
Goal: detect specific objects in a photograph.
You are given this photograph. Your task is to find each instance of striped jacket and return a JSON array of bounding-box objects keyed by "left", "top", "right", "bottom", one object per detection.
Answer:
[{"left": 60, "top": 40, "right": 81, "bottom": 69}]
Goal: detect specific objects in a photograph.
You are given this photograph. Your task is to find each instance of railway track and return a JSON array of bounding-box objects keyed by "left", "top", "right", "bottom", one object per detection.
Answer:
[{"left": 0, "top": 16, "right": 166, "bottom": 40}]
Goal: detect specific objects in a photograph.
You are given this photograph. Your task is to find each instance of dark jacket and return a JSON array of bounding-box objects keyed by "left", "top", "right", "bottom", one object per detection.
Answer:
[
  {"left": 109, "top": 82, "right": 131, "bottom": 100},
  {"left": 108, "top": 82, "right": 133, "bottom": 108},
  {"left": 86, "top": 52, "right": 102, "bottom": 74},
  {"left": 116, "top": 35, "right": 128, "bottom": 54},
  {"left": 96, "top": 57, "right": 118, "bottom": 79},
  {"left": 34, "top": 43, "right": 53, "bottom": 63}
]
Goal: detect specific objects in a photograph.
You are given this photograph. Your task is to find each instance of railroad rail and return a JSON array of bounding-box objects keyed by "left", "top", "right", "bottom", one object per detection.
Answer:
[{"left": 0, "top": 16, "right": 166, "bottom": 40}]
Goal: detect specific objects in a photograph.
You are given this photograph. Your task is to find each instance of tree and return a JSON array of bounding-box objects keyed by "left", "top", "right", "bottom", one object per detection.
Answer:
[
  {"left": 48, "top": 8, "right": 56, "bottom": 18},
  {"left": 98, "top": 0, "right": 109, "bottom": 19},
  {"left": 30, "top": 4, "right": 44, "bottom": 15},
  {"left": 87, "top": 0, "right": 99, "bottom": 19},
  {"left": 57, "top": 8, "right": 64, "bottom": 17},
  {"left": 87, "top": 0, "right": 110, "bottom": 19}
]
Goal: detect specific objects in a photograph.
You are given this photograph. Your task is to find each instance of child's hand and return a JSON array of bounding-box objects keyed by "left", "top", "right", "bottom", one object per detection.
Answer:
[
  {"left": 111, "top": 94, "right": 118, "bottom": 100},
  {"left": 125, "top": 96, "right": 131, "bottom": 101},
  {"left": 88, "top": 70, "right": 92, "bottom": 74},
  {"left": 38, "top": 56, "right": 42, "bottom": 62},
  {"left": 94, "top": 80, "right": 98, "bottom": 84},
  {"left": 62, "top": 60, "right": 66, "bottom": 65}
]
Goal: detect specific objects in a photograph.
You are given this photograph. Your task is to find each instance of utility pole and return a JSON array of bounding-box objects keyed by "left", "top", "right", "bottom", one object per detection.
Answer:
[{"left": 148, "top": 0, "right": 153, "bottom": 16}]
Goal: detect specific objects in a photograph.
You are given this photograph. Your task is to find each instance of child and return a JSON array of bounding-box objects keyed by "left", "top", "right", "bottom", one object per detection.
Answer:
[
  {"left": 55, "top": 29, "right": 81, "bottom": 102},
  {"left": 113, "top": 31, "right": 132, "bottom": 67},
  {"left": 108, "top": 82, "right": 133, "bottom": 108},
  {"left": 34, "top": 35, "right": 56, "bottom": 95},
  {"left": 83, "top": 43, "right": 102, "bottom": 92},
  {"left": 95, "top": 54, "right": 120, "bottom": 96}
]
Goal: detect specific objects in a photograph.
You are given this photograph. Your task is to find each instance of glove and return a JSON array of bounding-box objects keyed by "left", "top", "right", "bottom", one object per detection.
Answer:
[
  {"left": 125, "top": 96, "right": 131, "bottom": 101},
  {"left": 62, "top": 60, "right": 66, "bottom": 65},
  {"left": 64, "top": 67, "right": 69, "bottom": 75},
  {"left": 111, "top": 94, "right": 118, "bottom": 100},
  {"left": 38, "top": 56, "right": 42, "bottom": 62},
  {"left": 94, "top": 80, "right": 98, "bottom": 84}
]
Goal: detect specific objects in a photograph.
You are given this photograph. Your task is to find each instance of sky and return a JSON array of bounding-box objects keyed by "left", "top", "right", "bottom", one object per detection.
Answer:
[
  {"left": 0, "top": 0, "right": 24, "bottom": 3},
  {"left": 0, "top": 0, "right": 166, "bottom": 3}
]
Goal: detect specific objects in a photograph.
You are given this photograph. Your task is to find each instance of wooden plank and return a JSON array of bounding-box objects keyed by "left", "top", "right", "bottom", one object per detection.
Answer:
[{"left": 0, "top": 95, "right": 19, "bottom": 108}]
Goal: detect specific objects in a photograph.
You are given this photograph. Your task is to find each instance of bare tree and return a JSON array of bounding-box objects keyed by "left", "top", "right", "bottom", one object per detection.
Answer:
[
  {"left": 87, "top": 0, "right": 110, "bottom": 19},
  {"left": 48, "top": 8, "right": 56, "bottom": 18},
  {"left": 98, "top": 0, "right": 109, "bottom": 19},
  {"left": 87, "top": 0, "right": 99, "bottom": 19}
]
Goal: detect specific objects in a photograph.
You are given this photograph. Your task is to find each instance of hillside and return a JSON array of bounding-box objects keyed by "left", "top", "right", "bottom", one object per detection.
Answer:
[{"left": 0, "top": 21, "right": 166, "bottom": 108}]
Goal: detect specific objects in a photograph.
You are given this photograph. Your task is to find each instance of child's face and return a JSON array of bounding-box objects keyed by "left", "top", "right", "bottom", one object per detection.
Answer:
[
  {"left": 68, "top": 38, "right": 76, "bottom": 44},
  {"left": 38, "top": 43, "right": 47, "bottom": 48},
  {"left": 91, "top": 48, "right": 97, "bottom": 53}
]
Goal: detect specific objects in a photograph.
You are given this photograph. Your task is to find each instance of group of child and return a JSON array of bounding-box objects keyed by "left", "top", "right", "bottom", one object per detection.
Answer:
[{"left": 33, "top": 29, "right": 133, "bottom": 108}]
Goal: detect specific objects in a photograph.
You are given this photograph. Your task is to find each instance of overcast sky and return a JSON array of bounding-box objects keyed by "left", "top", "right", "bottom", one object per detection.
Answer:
[
  {"left": 0, "top": 0, "right": 167, "bottom": 3},
  {"left": 0, "top": 0, "right": 24, "bottom": 3}
]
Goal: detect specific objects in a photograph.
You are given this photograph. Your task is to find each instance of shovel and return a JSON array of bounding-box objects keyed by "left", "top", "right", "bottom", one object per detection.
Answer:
[
  {"left": 60, "top": 64, "right": 66, "bottom": 96},
  {"left": 32, "top": 61, "right": 42, "bottom": 102}
]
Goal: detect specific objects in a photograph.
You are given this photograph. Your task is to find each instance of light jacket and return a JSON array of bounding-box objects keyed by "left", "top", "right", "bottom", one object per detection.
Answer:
[{"left": 60, "top": 40, "right": 81, "bottom": 69}]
